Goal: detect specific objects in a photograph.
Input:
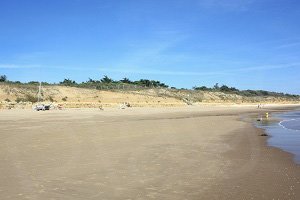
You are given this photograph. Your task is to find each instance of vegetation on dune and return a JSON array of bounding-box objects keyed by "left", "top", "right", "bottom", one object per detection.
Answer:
[
  {"left": 0, "top": 74, "right": 299, "bottom": 100},
  {"left": 0, "top": 74, "right": 168, "bottom": 89},
  {"left": 15, "top": 94, "right": 38, "bottom": 103},
  {"left": 193, "top": 83, "right": 299, "bottom": 99},
  {"left": 0, "top": 75, "right": 7, "bottom": 82},
  {"left": 59, "top": 79, "right": 77, "bottom": 86},
  {"left": 58, "top": 75, "right": 169, "bottom": 89}
]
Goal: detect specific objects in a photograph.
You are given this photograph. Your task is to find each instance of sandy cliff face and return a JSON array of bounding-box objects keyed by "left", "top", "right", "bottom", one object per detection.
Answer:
[
  {"left": 0, "top": 84, "right": 299, "bottom": 109},
  {"left": 0, "top": 84, "right": 185, "bottom": 109}
]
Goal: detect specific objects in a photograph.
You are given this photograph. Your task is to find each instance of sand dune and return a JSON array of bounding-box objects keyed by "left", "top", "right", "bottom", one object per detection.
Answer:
[{"left": 0, "top": 84, "right": 299, "bottom": 109}]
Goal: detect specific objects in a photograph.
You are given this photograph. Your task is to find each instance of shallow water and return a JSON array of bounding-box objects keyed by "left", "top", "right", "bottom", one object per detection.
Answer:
[
  {"left": 256, "top": 110, "right": 300, "bottom": 164},
  {"left": 279, "top": 118, "right": 300, "bottom": 131}
]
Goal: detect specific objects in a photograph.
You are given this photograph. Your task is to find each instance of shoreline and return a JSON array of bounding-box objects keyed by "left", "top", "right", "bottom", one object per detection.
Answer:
[
  {"left": 216, "top": 122, "right": 300, "bottom": 199},
  {"left": 258, "top": 110, "right": 300, "bottom": 165},
  {"left": 244, "top": 105, "right": 300, "bottom": 163},
  {"left": 0, "top": 104, "right": 299, "bottom": 199}
]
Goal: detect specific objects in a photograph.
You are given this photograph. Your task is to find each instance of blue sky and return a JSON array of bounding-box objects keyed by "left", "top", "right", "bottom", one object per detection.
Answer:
[{"left": 0, "top": 0, "right": 300, "bottom": 94}]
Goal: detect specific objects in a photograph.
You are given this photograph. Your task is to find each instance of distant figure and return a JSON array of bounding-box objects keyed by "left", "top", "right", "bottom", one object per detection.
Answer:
[{"left": 57, "top": 104, "right": 63, "bottom": 110}]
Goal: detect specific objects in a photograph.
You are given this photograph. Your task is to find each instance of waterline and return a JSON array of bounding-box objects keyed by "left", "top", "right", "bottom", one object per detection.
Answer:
[
  {"left": 256, "top": 110, "right": 300, "bottom": 164},
  {"left": 279, "top": 118, "right": 300, "bottom": 132}
]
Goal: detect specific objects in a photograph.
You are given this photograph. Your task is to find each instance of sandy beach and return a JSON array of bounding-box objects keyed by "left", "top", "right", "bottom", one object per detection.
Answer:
[{"left": 0, "top": 105, "right": 300, "bottom": 199}]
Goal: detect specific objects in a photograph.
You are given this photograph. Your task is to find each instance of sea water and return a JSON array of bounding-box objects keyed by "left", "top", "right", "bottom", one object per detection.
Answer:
[{"left": 257, "top": 110, "right": 300, "bottom": 164}]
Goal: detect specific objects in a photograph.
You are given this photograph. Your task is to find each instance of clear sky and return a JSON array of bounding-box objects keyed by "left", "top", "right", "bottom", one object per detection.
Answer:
[{"left": 0, "top": 0, "right": 300, "bottom": 94}]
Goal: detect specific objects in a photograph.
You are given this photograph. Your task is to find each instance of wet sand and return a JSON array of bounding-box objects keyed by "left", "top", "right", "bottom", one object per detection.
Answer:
[{"left": 0, "top": 105, "right": 300, "bottom": 199}]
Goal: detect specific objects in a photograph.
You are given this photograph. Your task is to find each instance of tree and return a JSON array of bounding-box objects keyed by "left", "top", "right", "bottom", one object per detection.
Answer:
[
  {"left": 213, "top": 83, "right": 219, "bottom": 90},
  {"left": 135, "top": 79, "right": 151, "bottom": 87},
  {"left": 0, "top": 75, "right": 7, "bottom": 82},
  {"left": 101, "top": 75, "right": 113, "bottom": 83},
  {"left": 87, "top": 78, "right": 96, "bottom": 83},
  {"left": 193, "top": 86, "right": 210, "bottom": 91},
  {"left": 59, "top": 78, "right": 77, "bottom": 86},
  {"left": 217, "top": 85, "right": 239, "bottom": 93},
  {"left": 220, "top": 85, "right": 230, "bottom": 92},
  {"left": 120, "top": 77, "right": 132, "bottom": 84},
  {"left": 133, "top": 79, "right": 168, "bottom": 88}
]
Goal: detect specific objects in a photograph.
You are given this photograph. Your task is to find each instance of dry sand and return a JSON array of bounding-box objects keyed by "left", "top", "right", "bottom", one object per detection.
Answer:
[{"left": 0, "top": 105, "right": 300, "bottom": 199}]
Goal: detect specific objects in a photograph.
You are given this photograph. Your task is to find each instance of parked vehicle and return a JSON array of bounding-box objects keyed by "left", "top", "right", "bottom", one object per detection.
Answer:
[{"left": 34, "top": 104, "right": 47, "bottom": 111}]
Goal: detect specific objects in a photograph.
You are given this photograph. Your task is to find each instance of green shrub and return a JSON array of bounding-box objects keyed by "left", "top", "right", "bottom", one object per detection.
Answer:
[
  {"left": 15, "top": 94, "right": 38, "bottom": 103},
  {"left": 48, "top": 96, "right": 54, "bottom": 102},
  {"left": 25, "top": 94, "right": 38, "bottom": 103},
  {"left": 16, "top": 94, "right": 38, "bottom": 103}
]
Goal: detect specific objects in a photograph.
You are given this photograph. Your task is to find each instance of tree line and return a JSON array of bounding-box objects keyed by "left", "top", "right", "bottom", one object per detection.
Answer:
[
  {"left": 59, "top": 75, "right": 169, "bottom": 88},
  {"left": 193, "top": 83, "right": 299, "bottom": 98},
  {"left": 0, "top": 74, "right": 169, "bottom": 88},
  {"left": 1, "top": 74, "right": 298, "bottom": 98}
]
